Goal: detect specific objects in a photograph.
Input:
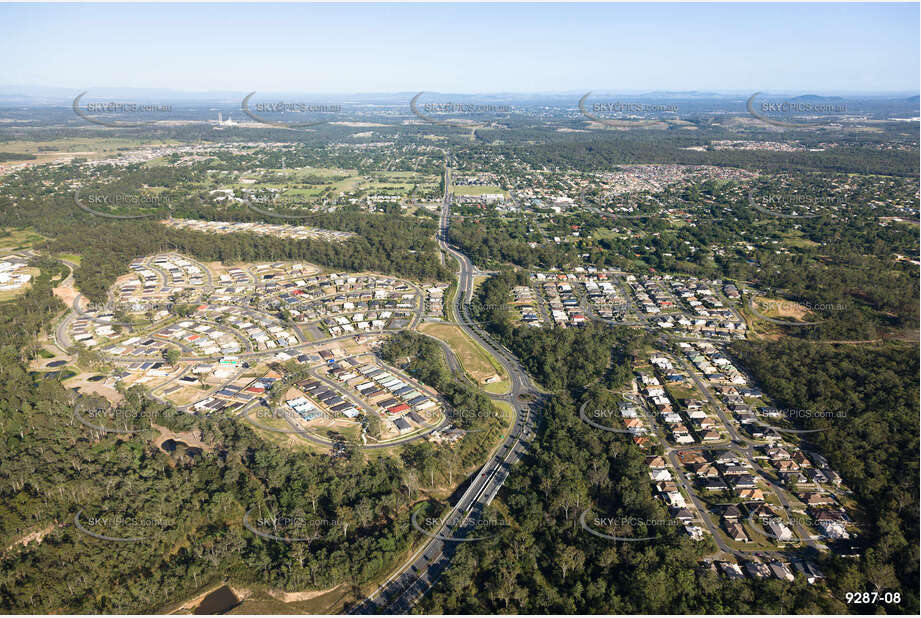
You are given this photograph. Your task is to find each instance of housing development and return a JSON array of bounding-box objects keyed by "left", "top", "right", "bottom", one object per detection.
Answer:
[{"left": 0, "top": 3, "right": 918, "bottom": 617}]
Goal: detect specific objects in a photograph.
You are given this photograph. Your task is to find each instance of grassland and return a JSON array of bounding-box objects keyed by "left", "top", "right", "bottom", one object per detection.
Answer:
[
  {"left": 0, "top": 137, "right": 180, "bottom": 163},
  {"left": 0, "top": 266, "right": 39, "bottom": 301},
  {"left": 418, "top": 322, "right": 510, "bottom": 393},
  {"left": 0, "top": 227, "right": 46, "bottom": 251},
  {"left": 219, "top": 167, "right": 438, "bottom": 202},
  {"left": 491, "top": 400, "right": 516, "bottom": 434},
  {"left": 451, "top": 184, "right": 507, "bottom": 197},
  {"left": 752, "top": 296, "right": 813, "bottom": 321}
]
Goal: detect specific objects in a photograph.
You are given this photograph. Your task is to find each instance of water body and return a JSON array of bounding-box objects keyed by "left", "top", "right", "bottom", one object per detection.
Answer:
[
  {"left": 194, "top": 585, "right": 239, "bottom": 615},
  {"left": 30, "top": 369, "right": 76, "bottom": 381},
  {"left": 161, "top": 439, "right": 203, "bottom": 460}
]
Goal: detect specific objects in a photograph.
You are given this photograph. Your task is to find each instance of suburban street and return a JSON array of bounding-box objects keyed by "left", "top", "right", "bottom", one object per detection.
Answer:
[{"left": 347, "top": 167, "right": 542, "bottom": 614}]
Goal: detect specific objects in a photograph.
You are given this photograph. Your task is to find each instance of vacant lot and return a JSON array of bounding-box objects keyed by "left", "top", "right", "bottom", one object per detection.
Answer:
[
  {"left": 0, "top": 227, "right": 45, "bottom": 251},
  {"left": 753, "top": 296, "right": 812, "bottom": 321},
  {"left": 0, "top": 137, "right": 179, "bottom": 163},
  {"left": 451, "top": 184, "right": 506, "bottom": 197},
  {"left": 419, "top": 322, "right": 509, "bottom": 393}
]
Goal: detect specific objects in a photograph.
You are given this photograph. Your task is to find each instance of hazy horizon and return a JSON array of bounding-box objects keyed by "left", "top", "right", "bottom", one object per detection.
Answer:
[{"left": 1, "top": 3, "right": 918, "bottom": 94}]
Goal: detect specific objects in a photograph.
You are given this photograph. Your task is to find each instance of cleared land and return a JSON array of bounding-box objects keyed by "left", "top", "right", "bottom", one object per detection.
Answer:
[
  {"left": 418, "top": 322, "right": 509, "bottom": 393},
  {"left": 451, "top": 184, "right": 507, "bottom": 197},
  {"left": 0, "top": 227, "right": 46, "bottom": 251},
  {"left": 0, "top": 137, "right": 181, "bottom": 163},
  {"left": 752, "top": 296, "right": 813, "bottom": 321}
]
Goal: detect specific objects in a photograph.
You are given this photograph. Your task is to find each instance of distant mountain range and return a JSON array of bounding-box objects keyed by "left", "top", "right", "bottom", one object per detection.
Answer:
[{"left": 0, "top": 86, "right": 916, "bottom": 107}]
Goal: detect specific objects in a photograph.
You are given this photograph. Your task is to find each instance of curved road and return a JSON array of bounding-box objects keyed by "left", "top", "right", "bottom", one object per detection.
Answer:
[{"left": 347, "top": 167, "right": 543, "bottom": 614}]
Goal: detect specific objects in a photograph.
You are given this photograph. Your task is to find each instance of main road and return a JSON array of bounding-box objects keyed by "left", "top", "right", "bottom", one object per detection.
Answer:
[{"left": 347, "top": 167, "right": 543, "bottom": 614}]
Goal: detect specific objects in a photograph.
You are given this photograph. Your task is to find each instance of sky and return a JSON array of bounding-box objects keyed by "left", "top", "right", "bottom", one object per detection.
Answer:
[{"left": 0, "top": 2, "right": 918, "bottom": 95}]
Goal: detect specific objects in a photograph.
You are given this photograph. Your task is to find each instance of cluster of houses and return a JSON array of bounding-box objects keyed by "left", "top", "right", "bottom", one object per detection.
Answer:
[
  {"left": 532, "top": 269, "right": 629, "bottom": 321},
  {"left": 641, "top": 353, "right": 723, "bottom": 445},
  {"left": 537, "top": 277, "right": 588, "bottom": 327},
  {"left": 645, "top": 455, "right": 705, "bottom": 540},
  {"left": 627, "top": 275, "right": 675, "bottom": 314},
  {"left": 617, "top": 398, "right": 652, "bottom": 447},
  {"left": 511, "top": 285, "right": 542, "bottom": 326},
  {"left": 70, "top": 313, "right": 120, "bottom": 348},
  {"left": 455, "top": 193, "right": 505, "bottom": 205},
  {"left": 191, "top": 371, "right": 280, "bottom": 413},
  {"left": 426, "top": 285, "right": 446, "bottom": 316},
  {"left": 123, "top": 259, "right": 166, "bottom": 298},
  {"left": 323, "top": 312, "right": 392, "bottom": 336},
  {"left": 114, "top": 359, "right": 173, "bottom": 381},
  {"left": 150, "top": 255, "right": 206, "bottom": 287},
  {"left": 0, "top": 255, "right": 31, "bottom": 291},
  {"left": 321, "top": 358, "right": 439, "bottom": 433},
  {"left": 613, "top": 274, "right": 746, "bottom": 337},
  {"left": 259, "top": 273, "right": 418, "bottom": 328},
  {"left": 670, "top": 278, "right": 739, "bottom": 320},
  {"left": 151, "top": 320, "right": 243, "bottom": 357},
  {"left": 581, "top": 278, "right": 626, "bottom": 320},
  {"left": 117, "top": 254, "right": 209, "bottom": 310},
  {"left": 713, "top": 558, "right": 822, "bottom": 583},
  {"left": 286, "top": 396, "right": 324, "bottom": 421},
  {"left": 677, "top": 341, "right": 750, "bottom": 386},
  {"left": 677, "top": 449, "right": 765, "bottom": 504},
  {"left": 763, "top": 448, "right": 851, "bottom": 540},
  {"left": 524, "top": 269, "right": 751, "bottom": 331},
  {"left": 194, "top": 304, "right": 299, "bottom": 351},
  {"left": 291, "top": 376, "right": 361, "bottom": 420},
  {"left": 161, "top": 217, "right": 355, "bottom": 242}
]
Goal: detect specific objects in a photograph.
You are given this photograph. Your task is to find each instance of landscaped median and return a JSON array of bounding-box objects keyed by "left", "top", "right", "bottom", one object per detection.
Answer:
[{"left": 417, "top": 321, "right": 510, "bottom": 394}]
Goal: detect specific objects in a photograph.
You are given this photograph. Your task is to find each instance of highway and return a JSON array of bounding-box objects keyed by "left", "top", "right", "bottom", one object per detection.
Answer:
[{"left": 347, "top": 167, "right": 542, "bottom": 614}]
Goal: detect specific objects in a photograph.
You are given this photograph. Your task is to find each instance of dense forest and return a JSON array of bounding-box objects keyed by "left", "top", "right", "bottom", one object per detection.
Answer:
[
  {"left": 413, "top": 270, "right": 919, "bottom": 614},
  {"left": 456, "top": 128, "right": 920, "bottom": 177},
  {"left": 470, "top": 269, "right": 637, "bottom": 391},
  {"left": 732, "top": 339, "right": 920, "bottom": 609},
  {"left": 416, "top": 395, "right": 847, "bottom": 614},
  {"left": 0, "top": 262, "right": 491, "bottom": 613}
]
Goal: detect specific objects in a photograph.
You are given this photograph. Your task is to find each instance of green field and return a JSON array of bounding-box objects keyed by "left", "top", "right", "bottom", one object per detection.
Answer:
[
  {"left": 451, "top": 184, "right": 507, "bottom": 197},
  {"left": 0, "top": 137, "right": 180, "bottom": 163},
  {"left": 0, "top": 227, "right": 45, "bottom": 250},
  {"left": 419, "top": 322, "right": 510, "bottom": 393},
  {"left": 221, "top": 167, "right": 439, "bottom": 203}
]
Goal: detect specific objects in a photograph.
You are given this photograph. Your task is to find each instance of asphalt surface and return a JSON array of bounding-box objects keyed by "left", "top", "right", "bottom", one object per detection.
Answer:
[{"left": 347, "top": 167, "right": 542, "bottom": 614}]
